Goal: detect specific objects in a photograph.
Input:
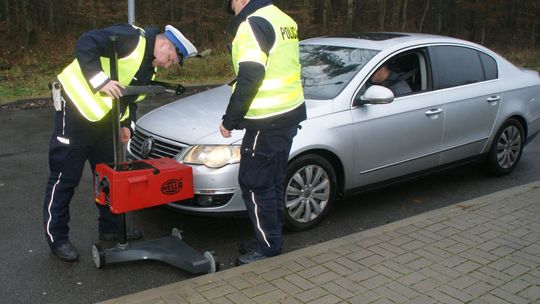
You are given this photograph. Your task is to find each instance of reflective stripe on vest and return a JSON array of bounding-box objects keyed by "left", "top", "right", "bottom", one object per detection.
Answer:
[
  {"left": 231, "top": 5, "right": 304, "bottom": 120},
  {"left": 57, "top": 28, "right": 147, "bottom": 122}
]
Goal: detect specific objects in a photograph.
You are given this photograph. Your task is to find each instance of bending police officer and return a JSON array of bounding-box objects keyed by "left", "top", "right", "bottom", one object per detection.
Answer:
[{"left": 43, "top": 24, "right": 197, "bottom": 261}]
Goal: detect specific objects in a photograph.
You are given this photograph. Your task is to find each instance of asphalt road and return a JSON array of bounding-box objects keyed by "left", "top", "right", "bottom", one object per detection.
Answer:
[{"left": 1, "top": 91, "right": 539, "bottom": 304}]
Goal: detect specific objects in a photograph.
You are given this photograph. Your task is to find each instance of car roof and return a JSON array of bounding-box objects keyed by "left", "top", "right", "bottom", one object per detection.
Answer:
[{"left": 301, "top": 32, "right": 472, "bottom": 51}]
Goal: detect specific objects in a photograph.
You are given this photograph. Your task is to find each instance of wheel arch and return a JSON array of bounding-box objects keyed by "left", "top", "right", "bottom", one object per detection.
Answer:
[{"left": 486, "top": 114, "right": 528, "bottom": 151}]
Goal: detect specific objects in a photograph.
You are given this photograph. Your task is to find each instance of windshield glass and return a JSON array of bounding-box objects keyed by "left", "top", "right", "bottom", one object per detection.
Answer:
[{"left": 300, "top": 44, "right": 379, "bottom": 100}]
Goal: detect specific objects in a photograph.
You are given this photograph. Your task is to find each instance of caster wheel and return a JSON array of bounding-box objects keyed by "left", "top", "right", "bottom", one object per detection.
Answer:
[
  {"left": 171, "top": 228, "right": 183, "bottom": 240},
  {"left": 204, "top": 251, "right": 220, "bottom": 273},
  {"left": 92, "top": 244, "right": 106, "bottom": 269}
]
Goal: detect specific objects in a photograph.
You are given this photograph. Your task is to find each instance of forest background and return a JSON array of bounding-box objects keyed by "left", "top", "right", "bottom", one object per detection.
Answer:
[{"left": 0, "top": 0, "right": 539, "bottom": 104}]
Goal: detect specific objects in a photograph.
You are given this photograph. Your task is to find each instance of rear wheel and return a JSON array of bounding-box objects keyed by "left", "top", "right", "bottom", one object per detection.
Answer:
[
  {"left": 485, "top": 118, "right": 524, "bottom": 176},
  {"left": 284, "top": 154, "right": 337, "bottom": 231}
]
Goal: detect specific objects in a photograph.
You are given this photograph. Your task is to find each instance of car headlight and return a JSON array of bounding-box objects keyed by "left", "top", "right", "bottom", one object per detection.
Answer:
[{"left": 182, "top": 145, "right": 241, "bottom": 168}]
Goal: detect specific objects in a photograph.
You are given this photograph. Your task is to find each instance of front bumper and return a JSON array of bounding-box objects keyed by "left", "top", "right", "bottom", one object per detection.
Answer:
[
  {"left": 167, "top": 163, "right": 247, "bottom": 214},
  {"left": 128, "top": 128, "right": 248, "bottom": 215}
]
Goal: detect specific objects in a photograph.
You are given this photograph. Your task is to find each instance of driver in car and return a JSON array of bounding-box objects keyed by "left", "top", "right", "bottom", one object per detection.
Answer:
[{"left": 370, "top": 63, "right": 413, "bottom": 97}]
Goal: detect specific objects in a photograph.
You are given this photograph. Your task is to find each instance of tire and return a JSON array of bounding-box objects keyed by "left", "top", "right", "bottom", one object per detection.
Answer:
[
  {"left": 203, "top": 251, "right": 220, "bottom": 273},
  {"left": 485, "top": 118, "right": 524, "bottom": 176},
  {"left": 284, "top": 154, "right": 337, "bottom": 231},
  {"left": 92, "top": 244, "right": 106, "bottom": 269}
]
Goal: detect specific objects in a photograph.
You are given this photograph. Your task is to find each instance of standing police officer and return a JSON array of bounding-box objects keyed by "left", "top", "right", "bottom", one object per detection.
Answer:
[
  {"left": 220, "top": 0, "right": 306, "bottom": 265},
  {"left": 43, "top": 24, "right": 197, "bottom": 261}
]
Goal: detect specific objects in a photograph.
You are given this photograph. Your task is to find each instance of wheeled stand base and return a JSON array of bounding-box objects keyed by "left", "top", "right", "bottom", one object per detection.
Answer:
[{"left": 92, "top": 228, "right": 219, "bottom": 274}]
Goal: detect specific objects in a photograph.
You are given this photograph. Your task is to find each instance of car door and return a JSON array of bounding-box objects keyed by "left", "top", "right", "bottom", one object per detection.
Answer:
[
  {"left": 430, "top": 45, "right": 502, "bottom": 164},
  {"left": 351, "top": 50, "right": 444, "bottom": 186}
]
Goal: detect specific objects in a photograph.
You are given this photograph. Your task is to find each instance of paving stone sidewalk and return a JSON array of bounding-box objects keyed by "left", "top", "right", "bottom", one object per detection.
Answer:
[{"left": 101, "top": 181, "right": 540, "bottom": 304}]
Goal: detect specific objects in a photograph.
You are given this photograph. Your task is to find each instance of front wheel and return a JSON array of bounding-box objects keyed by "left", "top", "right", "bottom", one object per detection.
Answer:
[
  {"left": 284, "top": 154, "right": 337, "bottom": 231},
  {"left": 485, "top": 118, "right": 524, "bottom": 176}
]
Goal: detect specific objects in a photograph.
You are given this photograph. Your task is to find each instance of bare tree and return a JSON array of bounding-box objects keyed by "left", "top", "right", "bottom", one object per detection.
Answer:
[
  {"left": 435, "top": 0, "right": 443, "bottom": 33},
  {"left": 22, "top": 0, "right": 34, "bottom": 46},
  {"left": 418, "top": 0, "right": 430, "bottom": 32},
  {"left": 401, "top": 0, "right": 408, "bottom": 31},
  {"left": 47, "top": 0, "right": 54, "bottom": 33},
  {"left": 391, "top": 0, "right": 400, "bottom": 29},
  {"left": 379, "top": 0, "right": 386, "bottom": 31},
  {"left": 3, "top": 0, "right": 11, "bottom": 35},
  {"left": 346, "top": 0, "right": 355, "bottom": 33},
  {"left": 322, "top": 0, "right": 332, "bottom": 30}
]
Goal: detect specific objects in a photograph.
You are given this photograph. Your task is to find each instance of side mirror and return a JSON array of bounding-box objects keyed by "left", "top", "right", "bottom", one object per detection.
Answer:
[{"left": 359, "top": 85, "right": 394, "bottom": 105}]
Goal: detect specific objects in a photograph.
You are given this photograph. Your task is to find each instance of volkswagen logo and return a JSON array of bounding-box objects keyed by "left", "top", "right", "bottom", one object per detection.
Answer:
[{"left": 141, "top": 137, "right": 154, "bottom": 158}]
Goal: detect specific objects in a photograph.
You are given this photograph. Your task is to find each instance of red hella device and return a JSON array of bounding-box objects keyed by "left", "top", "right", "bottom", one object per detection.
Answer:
[{"left": 94, "top": 157, "right": 194, "bottom": 214}]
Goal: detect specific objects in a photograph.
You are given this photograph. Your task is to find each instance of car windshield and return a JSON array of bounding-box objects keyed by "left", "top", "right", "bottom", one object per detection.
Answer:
[{"left": 300, "top": 44, "right": 379, "bottom": 100}]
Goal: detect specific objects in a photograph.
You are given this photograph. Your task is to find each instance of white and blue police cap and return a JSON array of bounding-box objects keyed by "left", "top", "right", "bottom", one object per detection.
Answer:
[{"left": 164, "top": 25, "right": 198, "bottom": 58}]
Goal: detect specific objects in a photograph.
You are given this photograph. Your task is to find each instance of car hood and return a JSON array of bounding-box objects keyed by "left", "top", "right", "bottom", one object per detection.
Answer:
[
  {"left": 137, "top": 85, "right": 238, "bottom": 144},
  {"left": 137, "top": 85, "right": 333, "bottom": 145}
]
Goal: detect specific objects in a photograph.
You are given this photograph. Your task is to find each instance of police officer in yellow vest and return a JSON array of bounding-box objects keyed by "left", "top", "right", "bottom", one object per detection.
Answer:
[
  {"left": 220, "top": 0, "right": 306, "bottom": 265},
  {"left": 43, "top": 24, "right": 197, "bottom": 262}
]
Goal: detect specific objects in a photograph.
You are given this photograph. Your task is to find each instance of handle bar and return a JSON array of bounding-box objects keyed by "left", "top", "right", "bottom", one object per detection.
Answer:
[{"left": 120, "top": 83, "right": 186, "bottom": 96}]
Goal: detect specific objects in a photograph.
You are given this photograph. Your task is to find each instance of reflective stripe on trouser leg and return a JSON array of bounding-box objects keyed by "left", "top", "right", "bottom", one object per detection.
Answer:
[
  {"left": 45, "top": 173, "right": 62, "bottom": 243},
  {"left": 249, "top": 191, "right": 270, "bottom": 248}
]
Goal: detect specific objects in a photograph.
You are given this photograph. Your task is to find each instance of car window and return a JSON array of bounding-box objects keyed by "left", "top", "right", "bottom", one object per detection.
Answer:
[
  {"left": 354, "top": 49, "right": 428, "bottom": 104},
  {"left": 479, "top": 52, "right": 498, "bottom": 80},
  {"left": 300, "top": 44, "right": 378, "bottom": 99},
  {"left": 432, "top": 45, "right": 484, "bottom": 89}
]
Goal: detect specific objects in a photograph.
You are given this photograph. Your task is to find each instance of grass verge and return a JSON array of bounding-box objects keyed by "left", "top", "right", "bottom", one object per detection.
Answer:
[{"left": 0, "top": 52, "right": 233, "bottom": 106}]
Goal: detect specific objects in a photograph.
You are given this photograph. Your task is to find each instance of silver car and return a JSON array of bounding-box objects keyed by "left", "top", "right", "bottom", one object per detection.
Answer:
[{"left": 129, "top": 33, "right": 540, "bottom": 231}]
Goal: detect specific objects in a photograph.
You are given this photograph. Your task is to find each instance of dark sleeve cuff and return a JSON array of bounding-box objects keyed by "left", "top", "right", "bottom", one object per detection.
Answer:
[{"left": 221, "top": 115, "right": 236, "bottom": 131}]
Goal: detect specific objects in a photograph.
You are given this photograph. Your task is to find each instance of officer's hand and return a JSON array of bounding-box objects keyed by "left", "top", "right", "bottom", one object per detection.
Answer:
[
  {"left": 120, "top": 127, "right": 131, "bottom": 144},
  {"left": 219, "top": 123, "right": 231, "bottom": 138},
  {"left": 100, "top": 80, "right": 125, "bottom": 99}
]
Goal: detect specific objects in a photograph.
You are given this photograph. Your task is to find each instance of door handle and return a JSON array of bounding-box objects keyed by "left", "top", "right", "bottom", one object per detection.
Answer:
[
  {"left": 486, "top": 96, "right": 500, "bottom": 104},
  {"left": 425, "top": 108, "right": 443, "bottom": 116}
]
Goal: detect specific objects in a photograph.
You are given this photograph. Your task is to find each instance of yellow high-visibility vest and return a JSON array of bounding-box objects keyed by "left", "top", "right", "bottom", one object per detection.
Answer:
[
  {"left": 231, "top": 5, "right": 304, "bottom": 119},
  {"left": 57, "top": 27, "right": 147, "bottom": 122}
]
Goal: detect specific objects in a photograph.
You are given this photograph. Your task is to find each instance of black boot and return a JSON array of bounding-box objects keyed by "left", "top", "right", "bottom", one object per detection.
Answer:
[
  {"left": 236, "top": 250, "right": 269, "bottom": 265},
  {"left": 50, "top": 241, "right": 79, "bottom": 262}
]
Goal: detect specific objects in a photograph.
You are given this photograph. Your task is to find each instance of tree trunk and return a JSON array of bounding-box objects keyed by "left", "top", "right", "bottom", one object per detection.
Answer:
[
  {"left": 474, "top": 0, "right": 483, "bottom": 42},
  {"left": 391, "top": 0, "right": 401, "bottom": 30},
  {"left": 346, "top": 0, "right": 355, "bottom": 33},
  {"left": 480, "top": 17, "right": 486, "bottom": 45},
  {"left": 4, "top": 0, "right": 11, "bottom": 35},
  {"left": 532, "top": 14, "right": 539, "bottom": 48},
  {"left": 418, "top": 0, "right": 430, "bottom": 33},
  {"left": 379, "top": 0, "right": 386, "bottom": 31},
  {"left": 77, "top": 0, "right": 85, "bottom": 29},
  {"left": 22, "top": 0, "right": 34, "bottom": 46},
  {"left": 47, "top": 0, "right": 54, "bottom": 33},
  {"left": 401, "top": 0, "right": 408, "bottom": 31},
  {"left": 322, "top": 0, "right": 331, "bottom": 30},
  {"left": 436, "top": 0, "right": 443, "bottom": 33}
]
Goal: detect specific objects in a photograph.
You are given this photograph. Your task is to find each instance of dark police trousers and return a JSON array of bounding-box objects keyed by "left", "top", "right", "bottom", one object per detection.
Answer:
[
  {"left": 239, "top": 125, "right": 298, "bottom": 257},
  {"left": 43, "top": 97, "right": 120, "bottom": 247}
]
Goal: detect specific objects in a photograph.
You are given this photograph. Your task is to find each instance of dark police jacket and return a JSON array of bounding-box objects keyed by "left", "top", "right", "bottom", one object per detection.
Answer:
[{"left": 223, "top": 0, "right": 307, "bottom": 131}]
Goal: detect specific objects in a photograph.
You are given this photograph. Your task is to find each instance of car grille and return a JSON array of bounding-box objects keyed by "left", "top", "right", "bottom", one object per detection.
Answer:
[{"left": 129, "top": 128, "right": 188, "bottom": 159}]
